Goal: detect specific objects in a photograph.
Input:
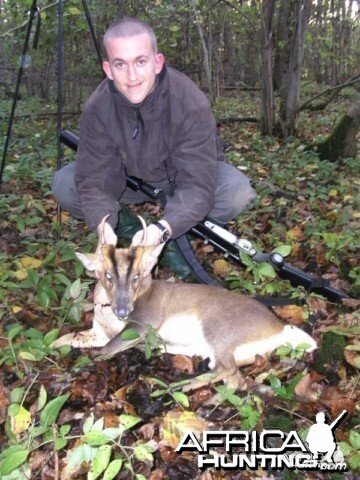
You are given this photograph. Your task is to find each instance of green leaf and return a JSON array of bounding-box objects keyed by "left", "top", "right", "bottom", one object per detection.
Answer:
[
  {"left": 37, "top": 290, "right": 50, "bottom": 307},
  {"left": 348, "top": 451, "right": 360, "bottom": 470},
  {"left": 10, "top": 387, "right": 25, "bottom": 404},
  {"left": 88, "top": 444, "right": 111, "bottom": 480},
  {"left": 172, "top": 391, "right": 189, "bottom": 408},
  {"left": 273, "top": 245, "right": 292, "bottom": 257},
  {"left": 43, "top": 329, "right": 60, "bottom": 347},
  {"left": 119, "top": 414, "right": 142, "bottom": 430},
  {"left": 40, "top": 393, "right": 70, "bottom": 428},
  {"left": 69, "top": 278, "right": 82, "bottom": 300},
  {"left": 68, "top": 444, "right": 96, "bottom": 468},
  {"left": 18, "top": 351, "right": 36, "bottom": 361},
  {"left": 103, "top": 459, "right": 123, "bottom": 480},
  {"left": 7, "top": 325, "right": 23, "bottom": 342},
  {"left": 120, "top": 328, "right": 140, "bottom": 341},
  {"left": 83, "top": 430, "right": 111, "bottom": 446},
  {"left": 0, "top": 450, "right": 29, "bottom": 476},
  {"left": 8, "top": 404, "right": 21, "bottom": 417},
  {"left": 54, "top": 437, "right": 67, "bottom": 451},
  {"left": 133, "top": 445, "right": 154, "bottom": 465},
  {"left": 83, "top": 414, "right": 94, "bottom": 434},
  {"left": 349, "top": 431, "right": 360, "bottom": 450},
  {"left": 37, "top": 385, "right": 47, "bottom": 411},
  {"left": 257, "top": 262, "right": 277, "bottom": 279},
  {"left": 60, "top": 424, "right": 71, "bottom": 436},
  {"left": 338, "top": 441, "right": 352, "bottom": 456}
]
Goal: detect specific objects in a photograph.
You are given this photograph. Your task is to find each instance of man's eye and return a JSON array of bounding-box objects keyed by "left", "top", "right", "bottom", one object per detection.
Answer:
[
  {"left": 138, "top": 59, "right": 147, "bottom": 66},
  {"left": 105, "top": 272, "right": 112, "bottom": 281},
  {"left": 115, "top": 62, "right": 124, "bottom": 69}
]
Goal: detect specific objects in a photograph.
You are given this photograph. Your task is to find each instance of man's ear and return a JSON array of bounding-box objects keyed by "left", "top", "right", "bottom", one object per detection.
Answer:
[
  {"left": 141, "top": 243, "right": 166, "bottom": 277},
  {"left": 102, "top": 60, "right": 113, "bottom": 80},
  {"left": 155, "top": 53, "right": 165, "bottom": 75},
  {"left": 75, "top": 252, "right": 103, "bottom": 276}
]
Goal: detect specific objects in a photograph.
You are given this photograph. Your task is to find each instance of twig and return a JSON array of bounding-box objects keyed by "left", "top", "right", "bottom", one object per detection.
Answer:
[
  {"left": 300, "top": 74, "right": 360, "bottom": 111},
  {"left": 0, "top": 2, "right": 59, "bottom": 38}
]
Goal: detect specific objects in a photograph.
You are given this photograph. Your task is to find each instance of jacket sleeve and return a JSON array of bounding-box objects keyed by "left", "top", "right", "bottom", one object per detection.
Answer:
[
  {"left": 162, "top": 107, "right": 218, "bottom": 238},
  {"left": 75, "top": 106, "right": 126, "bottom": 232}
]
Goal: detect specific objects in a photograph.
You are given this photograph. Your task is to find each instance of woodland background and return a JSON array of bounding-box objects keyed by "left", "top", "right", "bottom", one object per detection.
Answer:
[{"left": 0, "top": 1, "right": 360, "bottom": 480}]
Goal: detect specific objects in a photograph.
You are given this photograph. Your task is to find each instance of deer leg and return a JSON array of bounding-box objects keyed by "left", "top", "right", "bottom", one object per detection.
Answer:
[{"left": 182, "top": 356, "right": 247, "bottom": 392}]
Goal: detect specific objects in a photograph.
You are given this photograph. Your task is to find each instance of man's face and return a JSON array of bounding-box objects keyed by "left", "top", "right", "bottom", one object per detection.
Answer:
[{"left": 103, "top": 33, "right": 164, "bottom": 104}]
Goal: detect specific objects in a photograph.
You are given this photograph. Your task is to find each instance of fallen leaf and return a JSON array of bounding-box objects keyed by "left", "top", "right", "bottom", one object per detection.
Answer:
[
  {"left": 20, "top": 256, "right": 42, "bottom": 269},
  {"left": 273, "top": 305, "right": 307, "bottom": 325},
  {"left": 12, "top": 306, "right": 22, "bottom": 314},
  {"left": 172, "top": 355, "right": 196, "bottom": 374},
  {"left": 149, "top": 469, "right": 165, "bottom": 480},
  {"left": 10, "top": 405, "right": 31, "bottom": 435},
  {"left": 342, "top": 298, "right": 360, "bottom": 308},
  {"left": 213, "top": 259, "right": 231, "bottom": 277},
  {"left": 161, "top": 410, "right": 208, "bottom": 449},
  {"left": 294, "top": 372, "right": 322, "bottom": 401}
]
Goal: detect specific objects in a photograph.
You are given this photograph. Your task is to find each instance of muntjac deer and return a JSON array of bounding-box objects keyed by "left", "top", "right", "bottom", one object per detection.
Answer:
[{"left": 54, "top": 216, "right": 317, "bottom": 389}]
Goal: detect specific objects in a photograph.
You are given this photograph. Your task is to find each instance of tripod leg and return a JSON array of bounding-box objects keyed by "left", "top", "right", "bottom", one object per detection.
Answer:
[{"left": 0, "top": 0, "right": 38, "bottom": 185}]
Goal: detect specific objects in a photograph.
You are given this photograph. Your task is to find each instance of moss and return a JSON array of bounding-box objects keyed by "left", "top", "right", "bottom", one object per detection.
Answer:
[{"left": 314, "top": 332, "right": 347, "bottom": 379}]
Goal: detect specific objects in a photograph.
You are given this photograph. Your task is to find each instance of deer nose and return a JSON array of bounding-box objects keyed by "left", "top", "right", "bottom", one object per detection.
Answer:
[{"left": 115, "top": 307, "right": 129, "bottom": 319}]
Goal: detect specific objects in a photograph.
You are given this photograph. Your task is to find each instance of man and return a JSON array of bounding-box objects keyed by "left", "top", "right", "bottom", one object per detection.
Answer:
[{"left": 52, "top": 18, "right": 256, "bottom": 251}]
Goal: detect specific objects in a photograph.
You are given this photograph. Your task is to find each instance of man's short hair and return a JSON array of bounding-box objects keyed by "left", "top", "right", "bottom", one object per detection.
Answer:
[{"left": 103, "top": 18, "right": 158, "bottom": 55}]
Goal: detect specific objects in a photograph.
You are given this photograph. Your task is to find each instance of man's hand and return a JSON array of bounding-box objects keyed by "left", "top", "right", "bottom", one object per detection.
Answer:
[
  {"left": 97, "top": 221, "right": 117, "bottom": 246},
  {"left": 132, "top": 220, "right": 172, "bottom": 246}
]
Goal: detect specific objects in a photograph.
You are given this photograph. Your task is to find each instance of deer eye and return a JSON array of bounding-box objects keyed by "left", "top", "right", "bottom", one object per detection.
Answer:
[
  {"left": 105, "top": 272, "right": 112, "bottom": 281},
  {"left": 133, "top": 274, "right": 139, "bottom": 282}
]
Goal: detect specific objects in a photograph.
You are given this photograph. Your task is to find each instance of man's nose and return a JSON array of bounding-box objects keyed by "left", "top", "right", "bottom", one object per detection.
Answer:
[{"left": 128, "top": 64, "right": 138, "bottom": 82}]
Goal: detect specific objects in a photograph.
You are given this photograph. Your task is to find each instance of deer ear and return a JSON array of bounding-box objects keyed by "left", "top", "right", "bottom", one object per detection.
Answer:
[
  {"left": 141, "top": 243, "right": 166, "bottom": 277},
  {"left": 75, "top": 252, "right": 103, "bottom": 272}
]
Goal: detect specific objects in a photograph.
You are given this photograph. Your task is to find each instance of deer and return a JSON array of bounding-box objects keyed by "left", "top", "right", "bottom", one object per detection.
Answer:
[{"left": 53, "top": 215, "right": 317, "bottom": 389}]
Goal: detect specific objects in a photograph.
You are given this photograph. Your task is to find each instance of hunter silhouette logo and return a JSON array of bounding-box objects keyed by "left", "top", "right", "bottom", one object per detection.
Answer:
[
  {"left": 176, "top": 410, "right": 348, "bottom": 471},
  {"left": 306, "top": 410, "right": 347, "bottom": 464}
]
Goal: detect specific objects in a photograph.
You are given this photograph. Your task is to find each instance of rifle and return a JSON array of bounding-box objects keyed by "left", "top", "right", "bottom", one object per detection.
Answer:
[{"left": 59, "top": 130, "right": 349, "bottom": 304}]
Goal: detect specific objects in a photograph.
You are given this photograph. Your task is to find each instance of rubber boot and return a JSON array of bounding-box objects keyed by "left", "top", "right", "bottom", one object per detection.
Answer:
[
  {"left": 115, "top": 207, "right": 143, "bottom": 244},
  {"left": 161, "top": 240, "right": 193, "bottom": 279}
]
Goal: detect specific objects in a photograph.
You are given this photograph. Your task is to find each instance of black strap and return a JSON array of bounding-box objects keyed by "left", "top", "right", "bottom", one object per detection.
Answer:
[{"left": 175, "top": 235, "right": 219, "bottom": 287}]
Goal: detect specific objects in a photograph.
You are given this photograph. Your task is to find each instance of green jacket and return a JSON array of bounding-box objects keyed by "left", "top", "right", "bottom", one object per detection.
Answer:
[{"left": 75, "top": 65, "right": 223, "bottom": 238}]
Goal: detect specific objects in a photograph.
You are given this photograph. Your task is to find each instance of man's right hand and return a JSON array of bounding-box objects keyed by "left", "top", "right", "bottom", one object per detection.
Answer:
[{"left": 97, "top": 221, "right": 117, "bottom": 246}]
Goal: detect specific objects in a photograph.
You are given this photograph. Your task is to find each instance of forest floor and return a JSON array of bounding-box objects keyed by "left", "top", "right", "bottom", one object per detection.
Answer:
[{"left": 0, "top": 88, "right": 359, "bottom": 480}]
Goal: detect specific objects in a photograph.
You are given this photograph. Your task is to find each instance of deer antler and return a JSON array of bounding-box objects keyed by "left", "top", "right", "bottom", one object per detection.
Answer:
[
  {"left": 137, "top": 215, "right": 148, "bottom": 246},
  {"left": 96, "top": 214, "right": 112, "bottom": 254}
]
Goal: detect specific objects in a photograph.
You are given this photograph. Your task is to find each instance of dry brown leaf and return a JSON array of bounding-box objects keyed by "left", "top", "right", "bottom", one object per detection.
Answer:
[
  {"left": 161, "top": 410, "right": 208, "bottom": 449},
  {"left": 273, "top": 305, "right": 307, "bottom": 325},
  {"left": 294, "top": 372, "right": 322, "bottom": 401},
  {"left": 213, "top": 258, "right": 231, "bottom": 277},
  {"left": 149, "top": 469, "right": 165, "bottom": 480},
  {"left": 139, "top": 422, "right": 156, "bottom": 440},
  {"left": 190, "top": 387, "right": 214, "bottom": 404},
  {"left": 342, "top": 298, "right": 360, "bottom": 308},
  {"left": 171, "top": 354, "right": 196, "bottom": 374},
  {"left": 319, "top": 386, "right": 356, "bottom": 417}
]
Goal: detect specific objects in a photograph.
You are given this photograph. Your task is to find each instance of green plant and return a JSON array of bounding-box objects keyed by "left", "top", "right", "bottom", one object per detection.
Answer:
[
  {"left": 150, "top": 378, "right": 190, "bottom": 408},
  {"left": 214, "top": 385, "right": 263, "bottom": 430},
  {"left": 0, "top": 380, "right": 70, "bottom": 478},
  {"left": 276, "top": 341, "right": 314, "bottom": 360},
  {"left": 339, "top": 431, "right": 360, "bottom": 470},
  {"left": 268, "top": 372, "right": 304, "bottom": 401}
]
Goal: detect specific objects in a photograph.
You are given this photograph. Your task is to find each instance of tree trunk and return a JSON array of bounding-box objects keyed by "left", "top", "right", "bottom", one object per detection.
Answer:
[
  {"left": 316, "top": 98, "right": 360, "bottom": 161},
  {"left": 260, "top": 0, "right": 276, "bottom": 135},
  {"left": 277, "top": 0, "right": 311, "bottom": 138}
]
